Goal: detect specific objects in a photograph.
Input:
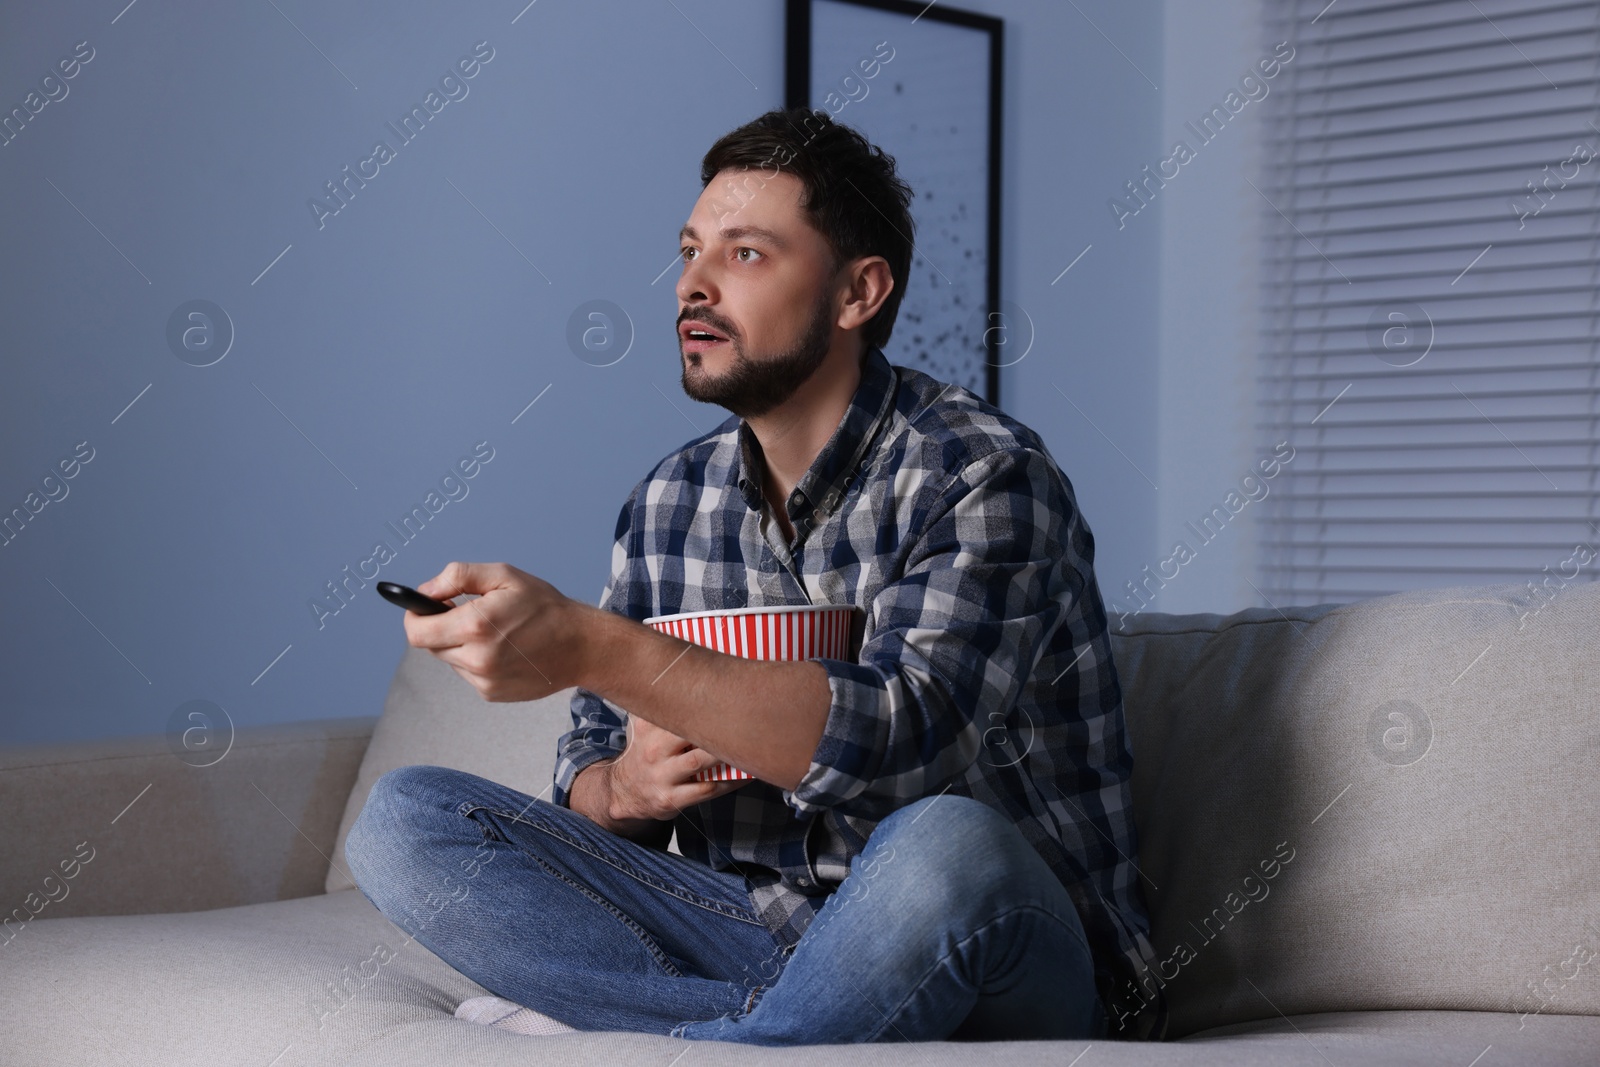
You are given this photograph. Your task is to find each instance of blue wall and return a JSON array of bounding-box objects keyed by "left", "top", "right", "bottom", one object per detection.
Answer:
[{"left": 0, "top": 0, "right": 1161, "bottom": 745}]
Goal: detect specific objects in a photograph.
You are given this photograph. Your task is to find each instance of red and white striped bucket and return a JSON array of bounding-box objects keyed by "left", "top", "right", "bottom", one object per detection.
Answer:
[{"left": 641, "top": 604, "right": 855, "bottom": 782}]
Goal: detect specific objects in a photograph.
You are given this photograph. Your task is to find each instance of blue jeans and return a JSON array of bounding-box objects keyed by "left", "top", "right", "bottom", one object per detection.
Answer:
[{"left": 344, "top": 765, "right": 1105, "bottom": 1045}]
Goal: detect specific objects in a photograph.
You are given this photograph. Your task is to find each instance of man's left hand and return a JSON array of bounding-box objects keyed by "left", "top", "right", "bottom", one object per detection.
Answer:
[{"left": 404, "top": 561, "right": 589, "bottom": 702}]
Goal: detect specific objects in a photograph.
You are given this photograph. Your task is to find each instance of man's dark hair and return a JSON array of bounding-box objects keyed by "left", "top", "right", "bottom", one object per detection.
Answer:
[{"left": 699, "top": 107, "right": 915, "bottom": 354}]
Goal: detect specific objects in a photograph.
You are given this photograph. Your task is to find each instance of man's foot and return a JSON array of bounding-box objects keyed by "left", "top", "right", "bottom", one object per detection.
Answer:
[{"left": 454, "top": 994, "right": 578, "bottom": 1036}]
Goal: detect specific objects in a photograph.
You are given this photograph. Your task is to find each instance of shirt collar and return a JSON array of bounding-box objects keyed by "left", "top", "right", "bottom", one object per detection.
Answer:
[{"left": 735, "top": 344, "right": 897, "bottom": 527}]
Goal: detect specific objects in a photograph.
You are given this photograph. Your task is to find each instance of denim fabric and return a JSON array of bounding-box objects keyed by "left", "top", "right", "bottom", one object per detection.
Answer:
[{"left": 345, "top": 764, "right": 1104, "bottom": 1045}]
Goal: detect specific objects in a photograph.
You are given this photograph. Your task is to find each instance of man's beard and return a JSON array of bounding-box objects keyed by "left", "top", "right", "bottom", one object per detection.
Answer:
[{"left": 680, "top": 293, "right": 834, "bottom": 419}]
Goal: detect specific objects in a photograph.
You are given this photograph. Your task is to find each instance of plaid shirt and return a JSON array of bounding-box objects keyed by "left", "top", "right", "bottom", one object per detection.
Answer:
[{"left": 552, "top": 344, "right": 1167, "bottom": 1041}]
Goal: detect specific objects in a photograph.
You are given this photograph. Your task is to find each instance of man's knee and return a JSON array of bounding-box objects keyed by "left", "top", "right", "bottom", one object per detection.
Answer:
[
  {"left": 859, "top": 794, "right": 1033, "bottom": 908},
  {"left": 345, "top": 764, "right": 461, "bottom": 884},
  {"left": 877, "top": 793, "right": 1017, "bottom": 857}
]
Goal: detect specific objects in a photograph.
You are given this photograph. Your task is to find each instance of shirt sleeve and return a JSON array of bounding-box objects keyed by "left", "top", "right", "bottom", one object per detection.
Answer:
[
  {"left": 551, "top": 477, "right": 651, "bottom": 809},
  {"left": 785, "top": 446, "right": 1078, "bottom": 821}
]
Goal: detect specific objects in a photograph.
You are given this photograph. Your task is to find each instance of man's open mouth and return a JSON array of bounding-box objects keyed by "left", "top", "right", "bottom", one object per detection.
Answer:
[{"left": 682, "top": 323, "right": 730, "bottom": 353}]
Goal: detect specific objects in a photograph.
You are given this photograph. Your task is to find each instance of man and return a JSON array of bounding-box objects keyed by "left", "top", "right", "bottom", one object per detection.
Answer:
[{"left": 345, "top": 107, "right": 1166, "bottom": 1045}]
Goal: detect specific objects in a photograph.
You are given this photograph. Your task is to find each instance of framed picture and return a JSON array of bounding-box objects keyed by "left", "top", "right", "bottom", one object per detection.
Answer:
[{"left": 785, "top": 0, "right": 1004, "bottom": 407}]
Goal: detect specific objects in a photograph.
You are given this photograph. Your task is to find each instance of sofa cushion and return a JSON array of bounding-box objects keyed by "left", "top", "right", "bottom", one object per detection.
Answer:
[
  {"left": 344, "top": 1008, "right": 1600, "bottom": 1066},
  {"left": 0, "top": 889, "right": 496, "bottom": 1067},
  {"left": 1108, "top": 580, "right": 1600, "bottom": 1038},
  {"left": 0, "top": 716, "right": 371, "bottom": 918},
  {"left": 1176, "top": 1009, "right": 1600, "bottom": 1066},
  {"left": 324, "top": 643, "right": 578, "bottom": 894},
  {"left": 5, "top": 889, "right": 1597, "bottom": 1066}
]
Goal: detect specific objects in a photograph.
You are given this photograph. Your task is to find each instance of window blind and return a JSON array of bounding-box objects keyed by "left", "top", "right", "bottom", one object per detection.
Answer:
[{"left": 1256, "top": 0, "right": 1600, "bottom": 604}]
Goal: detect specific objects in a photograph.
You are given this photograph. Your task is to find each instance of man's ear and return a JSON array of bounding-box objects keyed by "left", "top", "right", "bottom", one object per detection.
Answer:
[{"left": 838, "top": 256, "right": 894, "bottom": 332}]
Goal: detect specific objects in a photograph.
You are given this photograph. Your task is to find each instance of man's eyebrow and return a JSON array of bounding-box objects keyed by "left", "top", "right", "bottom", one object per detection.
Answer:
[{"left": 678, "top": 224, "right": 788, "bottom": 250}]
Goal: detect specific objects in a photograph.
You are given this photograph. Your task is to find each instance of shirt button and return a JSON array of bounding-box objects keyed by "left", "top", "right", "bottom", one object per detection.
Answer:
[{"left": 796, "top": 877, "right": 811, "bottom": 887}]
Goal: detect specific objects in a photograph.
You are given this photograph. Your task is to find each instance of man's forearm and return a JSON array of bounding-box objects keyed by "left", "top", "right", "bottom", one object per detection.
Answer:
[
  {"left": 573, "top": 604, "right": 834, "bottom": 791},
  {"left": 568, "top": 759, "right": 674, "bottom": 848}
]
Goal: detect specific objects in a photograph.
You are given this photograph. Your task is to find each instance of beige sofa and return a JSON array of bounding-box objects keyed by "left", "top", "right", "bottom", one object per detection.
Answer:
[{"left": 3, "top": 579, "right": 1596, "bottom": 1065}]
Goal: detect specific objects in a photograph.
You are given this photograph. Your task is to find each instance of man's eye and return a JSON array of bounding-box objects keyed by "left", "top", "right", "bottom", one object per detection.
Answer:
[{"left": 679, "top": 246, "right": 761, "bottom": 263}]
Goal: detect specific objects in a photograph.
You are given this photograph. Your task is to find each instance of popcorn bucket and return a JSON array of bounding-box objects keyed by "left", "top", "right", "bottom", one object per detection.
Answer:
[{"left": 639, "top": 604, "right": 856, "bottom": 781}]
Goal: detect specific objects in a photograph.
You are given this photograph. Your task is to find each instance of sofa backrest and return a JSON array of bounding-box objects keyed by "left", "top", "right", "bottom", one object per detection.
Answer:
[
  {"left": 324, "top": 645, "right": 576, "bottom": 895},
  {"left": 331, "top": 580, "right": 1600, "bottom": 1038},
  {"left": 1109, "top": 579, "right": 1599, "bottom": 1037}
]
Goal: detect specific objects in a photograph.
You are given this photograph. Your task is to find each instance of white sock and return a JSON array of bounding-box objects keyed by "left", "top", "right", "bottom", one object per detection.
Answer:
[{"left": 454, "top": 994, "right": 578, "bottom": 1036}]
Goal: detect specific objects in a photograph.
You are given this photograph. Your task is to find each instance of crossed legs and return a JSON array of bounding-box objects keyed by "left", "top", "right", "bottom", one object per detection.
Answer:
[{"left": 345, "top": 765, "right": 1102, "bottom": 1045}]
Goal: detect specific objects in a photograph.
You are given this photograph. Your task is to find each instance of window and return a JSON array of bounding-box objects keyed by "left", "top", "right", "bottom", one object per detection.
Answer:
[{"left": 1257, "top": 0, "right": 1600, "bottom": 603}]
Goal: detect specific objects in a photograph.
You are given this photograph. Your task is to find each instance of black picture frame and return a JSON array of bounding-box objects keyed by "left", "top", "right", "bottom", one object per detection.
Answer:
[{"left": 785, "top": 0, "right": 1004, "bottom": 408}]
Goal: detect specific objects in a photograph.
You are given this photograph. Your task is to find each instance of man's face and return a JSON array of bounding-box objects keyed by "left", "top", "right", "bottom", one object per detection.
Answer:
[{"left": 676, "top": 169, "right": 841, "bottom": 419}]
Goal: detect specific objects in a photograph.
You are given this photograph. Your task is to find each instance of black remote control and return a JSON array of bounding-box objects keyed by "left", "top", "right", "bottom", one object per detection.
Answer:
[{"left": 376, "top": 581, "right": 453, "bottom": 615}]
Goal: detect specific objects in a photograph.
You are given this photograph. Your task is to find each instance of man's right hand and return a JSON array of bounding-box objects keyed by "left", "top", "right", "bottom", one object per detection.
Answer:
[{"left": 570, "top": 716, "right": 751, "bottom": 840}]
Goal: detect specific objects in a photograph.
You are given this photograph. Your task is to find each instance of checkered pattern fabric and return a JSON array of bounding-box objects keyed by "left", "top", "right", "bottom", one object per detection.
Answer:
[{"left": 552, "top": 345, "right": 1166, "bottom": 1040}]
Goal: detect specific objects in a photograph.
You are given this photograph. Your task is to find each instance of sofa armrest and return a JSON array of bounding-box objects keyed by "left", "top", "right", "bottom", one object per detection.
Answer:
[{"left": 0, "top": 716, "right": 374, "bottom": 920}]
